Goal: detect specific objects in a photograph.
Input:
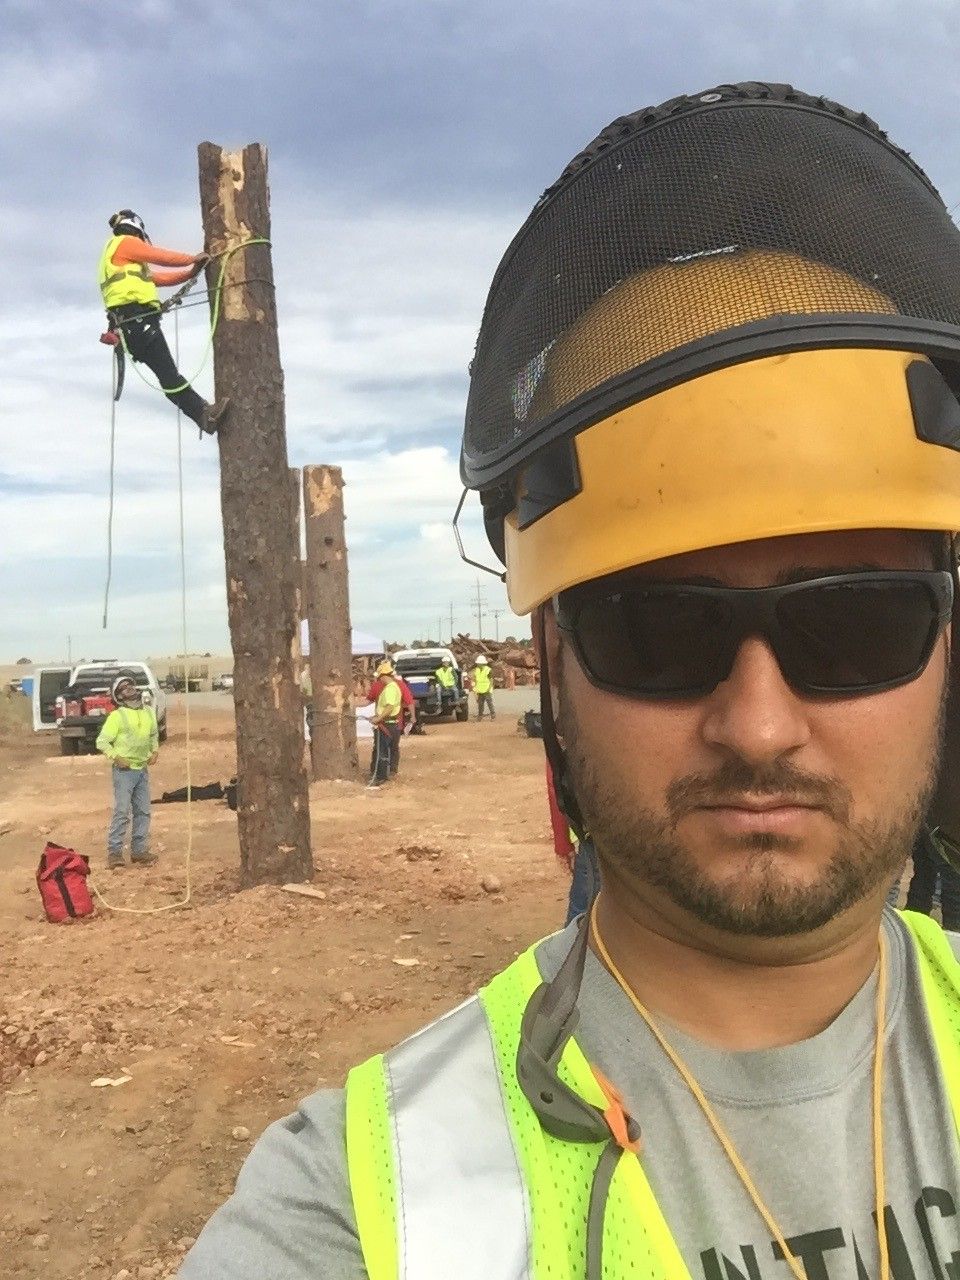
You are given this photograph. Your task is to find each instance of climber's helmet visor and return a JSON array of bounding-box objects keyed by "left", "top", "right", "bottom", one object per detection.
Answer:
[{"left": 555, "top": 570, "right": 953, "bottom": 700}]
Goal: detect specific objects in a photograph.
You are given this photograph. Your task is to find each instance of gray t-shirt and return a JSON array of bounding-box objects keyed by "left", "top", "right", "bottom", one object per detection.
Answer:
[{"left": 180, "top": 909, "right": 960, "bottom": 1279}]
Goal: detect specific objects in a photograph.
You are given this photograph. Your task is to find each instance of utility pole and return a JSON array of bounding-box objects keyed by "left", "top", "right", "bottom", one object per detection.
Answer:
[
  {"left": 67, "top": 635, "right": 72, "bottom": 665},
  {"left": 474, "top": 578, "right": 486, "bottom": 640},
  {"left": 198, "top": 141, "right": 312, "bottom": 886},
  {"left": 449, "top": 601, "right": 455, "bottom": 639},
  {"left": 492, "top": 609, "right": 503, "bottom": 642},
  {"left": 302, "top": 465, "right": 359, "bottom": 781}
]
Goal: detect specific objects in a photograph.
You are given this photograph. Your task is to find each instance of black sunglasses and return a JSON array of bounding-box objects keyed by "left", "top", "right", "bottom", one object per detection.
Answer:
[{"left": 555, "top": 571, "right": 954, "bottom": 699}]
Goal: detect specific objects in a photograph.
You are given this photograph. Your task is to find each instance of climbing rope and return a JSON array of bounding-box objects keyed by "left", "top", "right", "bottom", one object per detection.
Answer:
[
  {"left": 90, "top": 310, "right": 196, "bottom": 916},
  {"left": 102, "top": 358, "right": 119, "bottom": 629}
]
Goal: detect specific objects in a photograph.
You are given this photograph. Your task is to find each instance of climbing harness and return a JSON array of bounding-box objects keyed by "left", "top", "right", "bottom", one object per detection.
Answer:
[
  {"left": 107, "top": 239, "right": 272, "bottom": 399},
  {"left": 99, "top": 268, "right": 203, "bottom": 404}
]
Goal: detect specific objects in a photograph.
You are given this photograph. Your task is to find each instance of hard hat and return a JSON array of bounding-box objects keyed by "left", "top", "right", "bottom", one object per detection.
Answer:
[
  {"left": 111, "top": 676, "right": 143, "bottom": 708},
  {"left": 460, "top": 83, "right": 960, "bottom": 614},
  {"left": 441, "top": 656, "right": 453, "bottom": 665},
  {"left": 475, "top": 655, "right": 489, "bottom": 665},
  {"left": 109, "top": 209, "right": 149, "bottom": 241},
  {"left": 375, "top": 660, "right": 394, "bottom": 676}
]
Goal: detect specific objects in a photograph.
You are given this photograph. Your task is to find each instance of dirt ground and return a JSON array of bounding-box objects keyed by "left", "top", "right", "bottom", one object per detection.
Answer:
[{"left": 0, "top": 696, "right": 566, "bottom": 1279}]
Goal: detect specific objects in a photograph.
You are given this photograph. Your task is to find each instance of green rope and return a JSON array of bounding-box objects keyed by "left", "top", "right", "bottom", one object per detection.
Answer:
[{"left": 118, "top": 237, "right": 271, "bottom": 396}]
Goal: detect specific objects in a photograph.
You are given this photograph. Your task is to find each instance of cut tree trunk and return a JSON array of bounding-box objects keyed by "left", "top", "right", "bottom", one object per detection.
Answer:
[
  {"left": 198, "top": 141, "right": 312, "bottom": 885},
  {"left": 302, "top": 465, "right": 359, "bottom": 780}
]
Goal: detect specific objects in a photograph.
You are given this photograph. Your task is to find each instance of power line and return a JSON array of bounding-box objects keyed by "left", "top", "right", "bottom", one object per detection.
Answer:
[{"left": 473, "top": 578, "right": 487, "bottom": 639}]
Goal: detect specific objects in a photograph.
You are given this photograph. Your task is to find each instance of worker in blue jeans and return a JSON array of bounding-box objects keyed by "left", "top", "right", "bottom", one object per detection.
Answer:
[{"left": 95, "top": 676, "right": 159, "bottom": 869}]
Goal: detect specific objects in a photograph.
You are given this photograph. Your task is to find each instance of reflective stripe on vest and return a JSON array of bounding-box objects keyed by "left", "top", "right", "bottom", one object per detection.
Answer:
[
  {"left": 347, "top": 951, "right": 690, "bottom": 1278},
  {"left": 347, "top": 997, "right": 533, "bottom": 1280},
  {"left": 346, "top": 912, "right": 960, "bottom": 1280},
  {"left": 98, "top": 235, "right": 159, "bottom": 309}
]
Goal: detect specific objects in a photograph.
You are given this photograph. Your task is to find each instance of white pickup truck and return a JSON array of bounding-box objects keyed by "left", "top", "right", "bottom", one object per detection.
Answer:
[{"left": 32, "top": 661, "right": 168, "bottom": 755}]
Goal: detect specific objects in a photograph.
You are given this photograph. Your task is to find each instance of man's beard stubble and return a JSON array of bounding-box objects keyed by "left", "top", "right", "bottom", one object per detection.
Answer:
[{"left": 559, "top": 657, "right": 945, "bottom": 938}]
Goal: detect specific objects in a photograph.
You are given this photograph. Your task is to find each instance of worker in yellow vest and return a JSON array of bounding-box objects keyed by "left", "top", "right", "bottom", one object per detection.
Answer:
[
  {"left": 433, "top": 653, "right": 458, "bottom": 713},
  {"left": 367, "top": 660, "right": 403, "bottom": 788},
  {"left": 98, "top": 209, "right": 229, "bottom": 435},
  {"left": 471, "top": 653, "right": 495, "bottom": 719},
  {"left": 182, "top": 83, "right": 960, "bottom": 1280},
  {"left": 96, "top": 676, "right": 159, "bottom": 869}
]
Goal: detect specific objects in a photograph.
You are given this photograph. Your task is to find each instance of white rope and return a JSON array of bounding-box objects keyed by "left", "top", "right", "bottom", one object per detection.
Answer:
[
  {"left": 102, "top": 356, "right": 118, "bottom": 628},
  {"left": 175, "top": 308, "right": 195, "bottom": 907},
  {"left": 89, "top": 309, "right": 195, "bottom": 915}
]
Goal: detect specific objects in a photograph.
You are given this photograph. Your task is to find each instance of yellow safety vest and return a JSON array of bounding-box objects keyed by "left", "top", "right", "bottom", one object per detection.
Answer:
[
  {"left": 95, "top": 706, "right": 158, "bottom": 770},
  {"left": 472, "top": 665, "right": 493, "bottom": 694},
  {"left": 375, "top": 681, "right": 402, "bottom": 722},
  {"left": 98, "top": 235, "right": 159, "bottom": 309},
  {"left": 435, "top": 666, "right": 456, "bottom": 689},
  {"left": 345, "top": 912, "right": 960, "bottom": 1279}
]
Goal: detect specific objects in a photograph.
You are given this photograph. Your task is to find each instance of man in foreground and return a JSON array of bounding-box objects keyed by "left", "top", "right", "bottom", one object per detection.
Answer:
[
  {"left": 96, "top": 675, "right": 159, "bottom": 869},
  {"left": 181, "top": 83, "right": 960, "bottom": 1279}
]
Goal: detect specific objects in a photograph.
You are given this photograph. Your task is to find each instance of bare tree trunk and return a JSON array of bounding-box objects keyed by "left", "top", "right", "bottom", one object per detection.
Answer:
[
  {"left": 197, "top": 141, "right": 312, "bottom": 885},
  {"left": 303, "top": 465, "right": 359, "bottom": 780}
]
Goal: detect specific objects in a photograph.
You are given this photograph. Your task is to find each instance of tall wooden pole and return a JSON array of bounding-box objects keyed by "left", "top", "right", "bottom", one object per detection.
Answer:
[
  {"left": 303, "top": 465, "right": 359, "bottom": 780},
  {"left": 198, "top": 141, "right": 312, "bottom": 885}
]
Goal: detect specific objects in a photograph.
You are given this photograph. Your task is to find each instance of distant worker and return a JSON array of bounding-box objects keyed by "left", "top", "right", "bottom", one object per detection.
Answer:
[
  {"left": 433, "top": 654, "right": 458, "bottom": 714},
  {"left": 98, "top": 209, "right": 230, "bottom": 435},
  {"left": 367, "top": 661, "right": 402, "bottom": 788},
  {"left": 471, "top": 654, "right": 495, "bottom": 719},
  {"left": 95, "top": 676, "right": 159, "bottom": 869},
  {"left": 365, "top": 661, "right": 418, "bottom": 775}
]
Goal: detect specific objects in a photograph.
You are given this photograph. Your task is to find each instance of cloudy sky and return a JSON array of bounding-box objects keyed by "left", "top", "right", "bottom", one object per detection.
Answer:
[{"left": 2, "top": 0, "right": 959, "bottom": 664}]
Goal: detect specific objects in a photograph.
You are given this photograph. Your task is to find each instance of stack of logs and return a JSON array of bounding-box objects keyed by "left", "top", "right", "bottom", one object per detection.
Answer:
[{"left": 448, "top": 635, "right": 539, "bottom": 688}]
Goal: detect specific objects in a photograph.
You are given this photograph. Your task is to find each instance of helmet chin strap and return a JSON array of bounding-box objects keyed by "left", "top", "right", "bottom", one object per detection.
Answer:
[
  {"left": 536, "top": 605, "right": 586, "bottom": 842},
  {"left": 515, "top": 715, "right": 639, "bottom": 1280}
]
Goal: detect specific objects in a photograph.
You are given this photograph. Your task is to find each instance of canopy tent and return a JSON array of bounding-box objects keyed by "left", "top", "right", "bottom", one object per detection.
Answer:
[{"left": 300, "top": 621, "right": 385, "bottom": 658}]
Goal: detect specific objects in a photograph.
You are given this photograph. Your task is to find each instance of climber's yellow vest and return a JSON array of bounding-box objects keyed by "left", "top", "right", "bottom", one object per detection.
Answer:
[
  {"left": 98, "top": 235, "right": 159, "bottom": 309},
  {"left": 345, "top": 912, "right": 960, "bottom": 1280}
]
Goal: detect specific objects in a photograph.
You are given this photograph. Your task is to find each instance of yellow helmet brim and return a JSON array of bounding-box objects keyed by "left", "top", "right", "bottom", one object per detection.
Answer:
[{"left": 505, "top": 346, "right": 960, "bottom": 613}]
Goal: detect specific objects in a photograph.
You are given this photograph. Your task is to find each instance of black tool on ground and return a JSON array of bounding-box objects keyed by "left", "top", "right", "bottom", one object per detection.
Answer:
[
  {"left": 524, "top": 710, "right": 543, "bottom": 738},
  {"left": 225, "top": 778, "right": 238, "bottom": 812},
  {"left": 152, "top": 781, "right": 225, "bottom": 805}
]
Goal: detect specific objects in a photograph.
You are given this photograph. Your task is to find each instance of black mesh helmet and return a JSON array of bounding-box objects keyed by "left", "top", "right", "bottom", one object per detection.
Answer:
[{"left": 461, "top": 83, "right": 960, "bottom": 574}]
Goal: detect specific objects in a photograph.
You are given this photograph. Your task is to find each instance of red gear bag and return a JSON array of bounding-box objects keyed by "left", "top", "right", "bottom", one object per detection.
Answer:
[{"left": 37, "top": 843, "right": 94, "bottom": 923}]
